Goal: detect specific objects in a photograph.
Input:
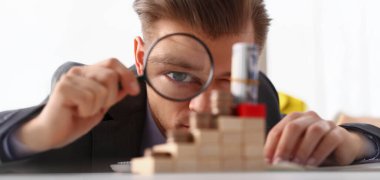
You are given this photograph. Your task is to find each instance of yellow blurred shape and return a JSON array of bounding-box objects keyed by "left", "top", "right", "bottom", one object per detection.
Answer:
[{"left": 279, "top": 92, "right": 307, "bottom": 114}]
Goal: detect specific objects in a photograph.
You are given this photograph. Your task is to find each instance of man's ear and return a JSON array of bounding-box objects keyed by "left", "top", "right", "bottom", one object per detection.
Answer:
[{"left": 134, "top": 36, "right": 145, "bottom": 76}]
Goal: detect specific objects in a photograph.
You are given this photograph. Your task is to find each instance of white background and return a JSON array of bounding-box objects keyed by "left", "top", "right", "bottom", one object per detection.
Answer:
[
  {"left": 0, "top": 0, "right": 379, "bottom": 120},
  {"left": 0, "top": 0, "right": 140, "bottom": 110},
  {"left": 266, "top": 0, "right": 380, "bottom": 119}
]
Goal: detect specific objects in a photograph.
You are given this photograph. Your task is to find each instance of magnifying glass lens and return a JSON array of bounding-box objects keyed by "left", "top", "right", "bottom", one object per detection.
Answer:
[{"left": 144, "top": 34, "right": 213, "bottom": 101}]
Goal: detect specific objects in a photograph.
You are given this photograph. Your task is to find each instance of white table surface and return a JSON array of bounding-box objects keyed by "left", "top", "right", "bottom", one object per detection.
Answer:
[
  {"left": 1, "top": 163, "right": 380, "bottom": 180},
  {"left": 0, "top": 172, "right": 380, "bottom": 180}
]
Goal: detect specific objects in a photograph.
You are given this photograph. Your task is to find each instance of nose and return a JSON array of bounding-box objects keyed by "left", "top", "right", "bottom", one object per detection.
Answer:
[
  {"left": 189, "top": 79, "right": 227, "bottom": 113},
  {"left": 188, "top": 89, "right": 212, "bottom": 113}
]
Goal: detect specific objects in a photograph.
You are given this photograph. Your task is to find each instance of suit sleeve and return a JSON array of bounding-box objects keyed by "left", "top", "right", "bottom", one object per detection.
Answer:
[
  {"left": 0, "top": 61, "right": 84, "bottom": 163},
  {"left": 340, "top": 123, "right": 380, "bottom": 163}
]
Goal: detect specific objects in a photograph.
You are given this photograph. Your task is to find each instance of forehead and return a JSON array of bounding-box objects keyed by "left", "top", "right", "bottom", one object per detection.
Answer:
[
  {"left": 151, "top": 19, "right": 255, "bottom": 43},
  {"left": 149, "top": 19, "right": 255, "bottom": 75}
]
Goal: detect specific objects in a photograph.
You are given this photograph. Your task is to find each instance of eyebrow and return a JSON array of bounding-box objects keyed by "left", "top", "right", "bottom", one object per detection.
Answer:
[
  {"left": 148, "top": 55, "right": 206, "bottom": 72},
  {"left": 213, "top": 72, "right": 231, "bottom": 81}
]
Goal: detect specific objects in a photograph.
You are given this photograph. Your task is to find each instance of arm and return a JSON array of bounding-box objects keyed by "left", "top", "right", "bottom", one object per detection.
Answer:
[
  {"left": 339, "top": 123, "right": 380, "bottom": 163},
  {"left": 16, "top": 58, "right": 140, "bottom": 152},
  {"left": 337, "top": 114, "right": 380, "bottom": 162},
  {"left": 0, "top": 105, "right": 44, "bottom": 163},
  {"left": 0, "top": 62, "right": 83, "bottom": 162},
  {"left": 0, "top": 62, "right": 85, "bottom": 162},
  {"left": 1, "top": 59, "right": 140, "bottom": 163}
]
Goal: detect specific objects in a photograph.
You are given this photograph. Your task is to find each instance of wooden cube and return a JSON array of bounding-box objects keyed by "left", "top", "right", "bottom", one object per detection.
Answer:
[
  {"left": 242, "top": 118, "right": 265, "bottom": 132},
  {"left": 217, "top": 116, "right": 243, "bottom": 132},
  {"left": 175, "top": 159, "right": 197, "bottom": 172},
  {"left": 221, "top": 144, "right": 241, "bottom": 158},
  {"left": 192, "top": 129, "right": 220, "bottom": 144},
  {"left": 198, "top": 143, "right": 221, "bottom": 160},
  {"left": 167, "top": 129, "right": 194, "bottom": 143},
  {"left": 244, "top": 158, "right": 266, "bottom": 171},
  {"left": 197, "top": 159, "right": 221, "bottom": 172},
  {"left": 222, "top": 158, "right": 243, "bottom": 171},
  {"left": 243, "top": 144, "right": 264, "bottom": 159},
  {"left": 152, "top": 142, "right": 197, "bottom": 160},
  {"left": 221, "top": 132, "right": 242, "bottom": 145},
  {"left": 242, "top": 132, "right": 264, "bottom": 146},
  {"left": 131, "top": 156, "right": 174, "bottom": 175}
]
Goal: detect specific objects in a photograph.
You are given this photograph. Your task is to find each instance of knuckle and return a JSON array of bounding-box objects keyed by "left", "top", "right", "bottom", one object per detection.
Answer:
[
  {"left": 67, "top": 66, "right": 82, "bottom": 75},
  {"left": 287, "top": 112, "right": 302, "bottom": 120},
  {"left": 305, "top": 111, "right": 319, "bottom": 118},
  {"left": 328, "top": 121, "right": 337, "bottom": 127},
  {"left": 332, "top": 128, "right": 345, "bottom": 142},
  {"left": 55, "top": 75, "right": 72, "bottom": 92},
  {"left": 104, "top": 58, "right": 120, "bottom": 67},
  {"left": 54, "top": 82, "right": 65, "bottom": 94},
  {"left": 326, "top": 128, "right": 343, "bottom": 145},
  {"left": 308, "top": 123, "right": 326, "bottom": 135},
  {"left": 105, "top": 70, "right": 118, "bottom": 82},
  {"left": 268, "top": 128, "right": 282, "bottom": 140},
  {"left": 286, "top": 122, "right": 302, "bottom": 132}
]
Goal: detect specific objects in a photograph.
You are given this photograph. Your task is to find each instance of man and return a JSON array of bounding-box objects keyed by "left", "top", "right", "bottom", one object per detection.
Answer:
[{"left": 0, "top": 0, "right": 379, "bottom": 173}]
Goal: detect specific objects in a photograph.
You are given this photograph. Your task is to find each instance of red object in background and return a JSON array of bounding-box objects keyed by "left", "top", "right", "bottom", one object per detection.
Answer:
[{"left": 236, "top": 103, "right": 266, "bottom": 118}]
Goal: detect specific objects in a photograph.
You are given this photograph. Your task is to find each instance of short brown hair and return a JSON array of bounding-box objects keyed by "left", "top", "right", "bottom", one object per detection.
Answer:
[{"left": 133, "top": 0, "right": 270, "bottom": 52}]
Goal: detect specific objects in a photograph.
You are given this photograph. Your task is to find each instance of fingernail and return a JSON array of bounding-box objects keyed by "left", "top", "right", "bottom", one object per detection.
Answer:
[
  {"left": 273, "top": 157, "right": 283, "bottom": 165},
  {"left": 306, "top": 158, "right": 316, "bottom": 166}
]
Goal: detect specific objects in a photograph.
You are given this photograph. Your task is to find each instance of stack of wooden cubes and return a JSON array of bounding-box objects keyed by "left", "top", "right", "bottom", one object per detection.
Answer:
[{"left": 131, "top": 107, "right": 266, "bottom": 174}]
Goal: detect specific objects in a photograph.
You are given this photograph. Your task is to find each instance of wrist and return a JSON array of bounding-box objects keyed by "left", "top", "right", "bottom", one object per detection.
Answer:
[
  {"left": 17, "top": 116, "right": 52, "bottom": 152},
  {"left": 350, "top": 131, "right": 378, "bottom": 161}
]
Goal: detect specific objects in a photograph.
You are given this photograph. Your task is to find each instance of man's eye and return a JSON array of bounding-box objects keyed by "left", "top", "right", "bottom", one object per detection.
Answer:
[{"left": 166, "top": 72, "right": 192, "bottom": 82}]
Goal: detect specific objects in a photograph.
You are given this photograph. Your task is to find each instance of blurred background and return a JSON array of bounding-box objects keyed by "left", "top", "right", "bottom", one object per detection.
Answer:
[{"left": 0, "top": 0, "right": 379, "bottom": 119}]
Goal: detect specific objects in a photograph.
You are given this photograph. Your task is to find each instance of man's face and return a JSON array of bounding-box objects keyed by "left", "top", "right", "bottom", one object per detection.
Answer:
[{"left": 134, "top": 19, "right": 254, "bottom": 133}]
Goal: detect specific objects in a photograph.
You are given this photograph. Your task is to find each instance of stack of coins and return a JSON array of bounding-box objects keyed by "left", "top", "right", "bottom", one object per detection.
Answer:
[
  {"left": 210, "top": 90, "right": 233, "bottom": 115},
  {"left": 166, "top": 129, "right": 194, "bottom": 143}
]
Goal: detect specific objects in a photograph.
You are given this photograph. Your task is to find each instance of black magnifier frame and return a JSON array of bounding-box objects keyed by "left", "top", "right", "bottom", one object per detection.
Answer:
[{"left": 140, "top": 32, "right": 215, "bottom": 102}]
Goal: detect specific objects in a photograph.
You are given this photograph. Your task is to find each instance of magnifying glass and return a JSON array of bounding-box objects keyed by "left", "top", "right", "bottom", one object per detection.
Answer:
[{"left": 139, "top": 33, "right": 214, "bottom": 101}]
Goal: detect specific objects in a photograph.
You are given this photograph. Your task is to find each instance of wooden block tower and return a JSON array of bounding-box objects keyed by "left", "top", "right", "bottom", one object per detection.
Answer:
[{"left": 131, "top": 91, "right": 267, "bottom": 174}]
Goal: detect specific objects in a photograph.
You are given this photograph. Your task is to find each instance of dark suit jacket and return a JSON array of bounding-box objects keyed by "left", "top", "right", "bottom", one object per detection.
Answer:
[{"left": 2, "top": 61, "right": 376, "bottom": 173}]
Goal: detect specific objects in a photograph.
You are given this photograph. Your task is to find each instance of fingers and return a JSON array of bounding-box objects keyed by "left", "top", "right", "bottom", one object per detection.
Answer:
[
  {"left": 97, "top": 58, "right": 140, "bottom": 99},
  {"left": 292, "top": 121, "right": 335, "bottom": 165},
  {"left": 272, "top": 115, "right": 317, "bottom": 163},
  {"left": 55, "top": 73, "right": 108, "bottom": 117},
  {"left": 265, "top": 111, "right": 347, "bottom": 167},
  {"left": 54, "top": 58, "right": 139, "bottom": 117},
  {"left": 264, "top": 112, "right": 303, "bottom": 163},
  {"left": 306, "top": 126, "right": 345, "bottom": 166},
  {"left": 78, "top": 66, "right": 119, "bottom": 108}
]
